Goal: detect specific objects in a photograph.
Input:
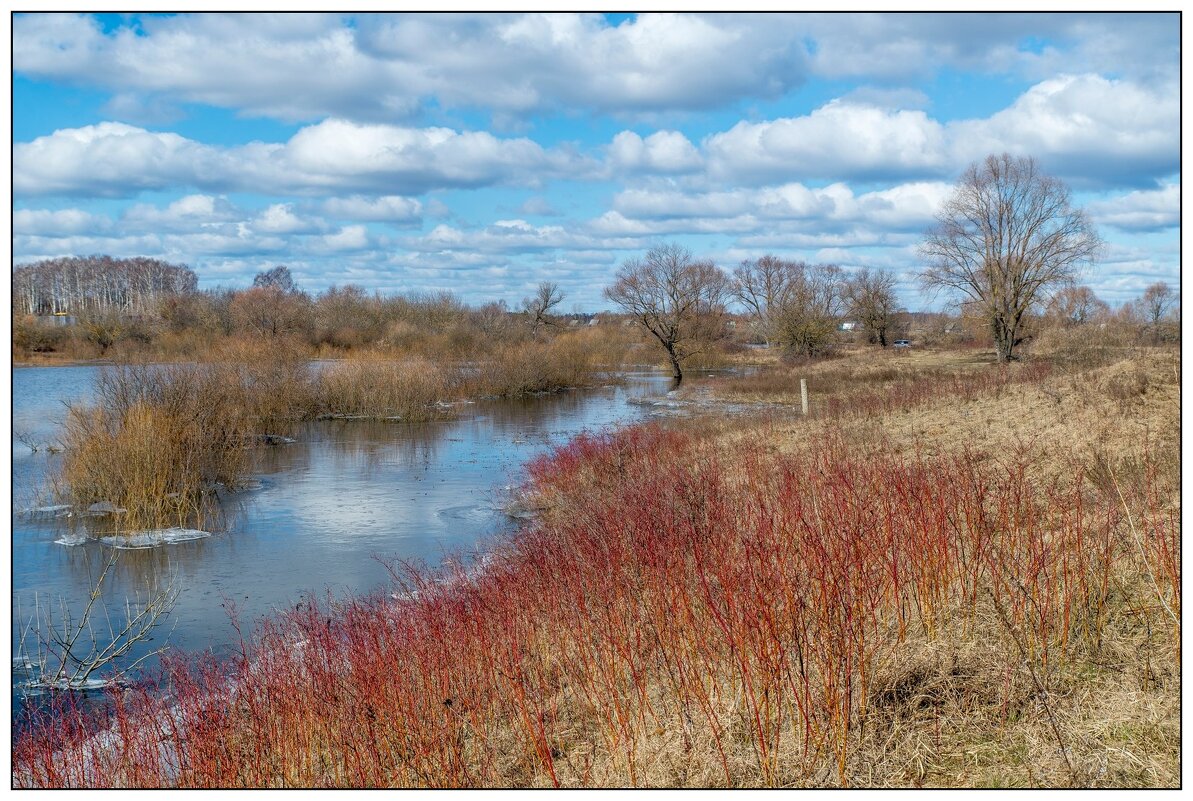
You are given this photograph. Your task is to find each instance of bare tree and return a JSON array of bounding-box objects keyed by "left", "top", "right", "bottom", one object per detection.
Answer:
[
  {"left": 920, "top": 153, "right": 1101, "bottom": 362},
  {"left": 474, "top": 300, "right": 513, "bottom": 338},
  {"left": 14, "top": 552, "right": 178, "bottom": 692},
  {"left": 1138, "top": 282, "right": 1177, "bottom": 344},
  {"left": 844, "top": 268, "right": 901, "bottom": 347},
  {"left": 732, "top": 255, "right": 798, "bottom": 347},
  {"left": 1046, "top": 285, "right": 1110, "bottom": 327},
  {"left": 605, "top": 243, "right": 729, "bottom": 382},
  {"left": 773, "top": 263, "right": 845, "bottom": 358},
  {"left": 252, "top": 265, "right": 298, "bottom": 293},
  {"left": 230, "top": 285, "right": 313, "bottom": 338},
  {"left": 521, "top": 281, "right": 564, "bottom": 338},
  {"left": 12, "top": 256, "right": 196, "bottom": 317}
]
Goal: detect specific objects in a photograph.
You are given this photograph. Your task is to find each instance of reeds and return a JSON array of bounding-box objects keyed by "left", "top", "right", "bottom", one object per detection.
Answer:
[
  {"left": 315, "top": 357, "right": 457, "bottom": 421},
  {"left": 54, "top": 346, "right": 315, "bottom": 532}
]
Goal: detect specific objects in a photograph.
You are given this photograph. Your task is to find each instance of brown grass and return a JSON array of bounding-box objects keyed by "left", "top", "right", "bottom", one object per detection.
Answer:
[
  {"left": 315, "top": 357, "right": 457, "bottom": 421},
  {"left": 19, "top": 343, "right": 1179, "bottom": 788}
]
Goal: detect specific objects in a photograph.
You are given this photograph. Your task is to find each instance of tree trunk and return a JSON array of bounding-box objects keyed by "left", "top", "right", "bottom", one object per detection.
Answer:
[
  {"left": 992, "top": 317, "right": 1016, "bottom": 363},
  {"left": 666, "top": 345, "right": 683, "bottom": 383}
]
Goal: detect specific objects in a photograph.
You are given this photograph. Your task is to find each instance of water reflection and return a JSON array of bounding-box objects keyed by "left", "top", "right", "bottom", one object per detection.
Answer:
[{"left": 12, "top": 369, "right": 673, "bottom": 691}]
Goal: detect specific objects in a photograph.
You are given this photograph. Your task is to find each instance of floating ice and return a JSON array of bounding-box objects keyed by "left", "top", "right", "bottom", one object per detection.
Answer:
[
  {"left": 87, "top": 501, "right": 127, "bottom": 515},
  {"left": 22, "top": 504, "right": 72, "bottom": 519},
  {"left": 99, "top": 528, "right": 212, "bottom": 549},
  {"left": 22, "top": 676, "right": 113, "bottom": 694},
  {"left": 54, "top": 532, "right": 89, "bottom": 546}
]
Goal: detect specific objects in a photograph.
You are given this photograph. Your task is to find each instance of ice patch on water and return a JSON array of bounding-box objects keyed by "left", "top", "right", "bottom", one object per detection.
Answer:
[
  {"left": 54, "top": 532, "right": 89, "bottom": 546},
  {"left": 437, "top": 504, "right": 496, "bottom": 524},
  {"left": 22, "top": 504, "right": 72, "bottom": 519},
  {"left": 99, "top": 528, "right": 213, "bottom": 549}
]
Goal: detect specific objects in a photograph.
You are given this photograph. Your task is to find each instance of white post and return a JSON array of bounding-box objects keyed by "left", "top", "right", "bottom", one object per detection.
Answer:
[{"left": 800, "top": 378, "right": 808, "bottom": 416}]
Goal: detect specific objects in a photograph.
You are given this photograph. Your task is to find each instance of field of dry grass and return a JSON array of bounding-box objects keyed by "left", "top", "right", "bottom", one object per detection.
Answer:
[{"left": 15, "top": 343, "right": 1180, "bottom": 788}]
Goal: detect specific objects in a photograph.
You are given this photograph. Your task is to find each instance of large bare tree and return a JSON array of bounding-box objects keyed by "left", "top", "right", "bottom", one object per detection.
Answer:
[
  {"left": 773, "top": 262, "right": 845, "bottom": 358},
  {"left": 844, "top": 268, "right": 901, "bottom": 347},
  {"left": 605, "top": 244, "right": 729, "bottom": 382},
  {"left": 920, "top": 153, "right": 1101, "bottom": 362},
  {"left": 732, "top": 255, "right": 798, "bottom": 347}
]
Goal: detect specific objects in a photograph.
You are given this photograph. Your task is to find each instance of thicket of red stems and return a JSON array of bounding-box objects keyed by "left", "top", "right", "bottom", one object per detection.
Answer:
[{"left": 15, "top": 423, "right": 1176, "bottom": 788}]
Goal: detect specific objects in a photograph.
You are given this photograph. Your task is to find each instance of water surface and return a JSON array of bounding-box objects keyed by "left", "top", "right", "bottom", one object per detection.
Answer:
[{"left": 12, "top": 366, "right": 674, "bottom": 694}]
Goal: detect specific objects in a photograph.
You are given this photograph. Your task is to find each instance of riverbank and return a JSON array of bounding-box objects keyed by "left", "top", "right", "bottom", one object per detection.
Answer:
[
  {"left": 14, "top": 344, "right": 1180, "bottom": 788},
  {"left": 37, "top": 334, "right": 640, "bottom": 533}
]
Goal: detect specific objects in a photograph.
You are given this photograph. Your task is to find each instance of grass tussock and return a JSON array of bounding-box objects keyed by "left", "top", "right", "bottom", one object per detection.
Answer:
[
  {"left": 55, "top": 348, "right": 315, "bottom": 532},
  {"left": 315, "top": 357, "right": 457, "bottom": 421}
]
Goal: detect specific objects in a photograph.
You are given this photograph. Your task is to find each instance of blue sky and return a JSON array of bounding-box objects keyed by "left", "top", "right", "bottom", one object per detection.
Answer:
[{"left": 11, "top": 12, "right": 1180, "bottom": 310}]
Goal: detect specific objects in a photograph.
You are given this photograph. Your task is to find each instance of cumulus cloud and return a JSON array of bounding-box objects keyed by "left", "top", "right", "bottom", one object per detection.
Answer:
[
  {"left": 948, "top": 74, "right": 1179, "bottom": 187},
  {"left": 14, "top": 13, "right": 811, "bottom": 122},
  {"left": 14, "top": 13, "right": 1177, "bottom": 125},
  {"left": 252, "top": 203, "right": 328, "bottom": 234},
  {"left": 322, "top": 195, "right": 422, "bottom": 224},
  {"left": 121, "top": 194, "right": 240, "bottom": 231},
  {"left": 1086, "top": 184, "right": 1179, "bottom": 232},
  {"left": 702, "top": 74, "right": 1177, "bottom": 188},
  {"left": 13, "top": 122, "right": 226, "bottom": 197},
  {"left": 407, "top": 219, "right": 645, "bottom": 256},
  {"left": 608, "top": 130, "right": 702, "bottom": 174},
  {"left": 14, "top": 119, "right": 592, "bottom": 198},
  {"left": 610, "top": 181, "right": 952, "bottom": 232},
  {"left": 319, "top": 225, "right": 371, "bottom": 251},
  {"left": 13, "top": 208, "right": 111, "bottom": 236},
  {"left": 799, "top": 12, "right": 1177, "bottom": 83},
  {"left": 704, "top": 102, "right": 949, "bottom": 183}
]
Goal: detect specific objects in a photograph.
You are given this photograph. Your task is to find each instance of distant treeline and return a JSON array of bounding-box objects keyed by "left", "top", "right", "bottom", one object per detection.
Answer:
[
  {"left": 11, "top": 260, "right": 639, "bottom": 363},
  {"left": 13, "top": 256, "right": 198, "bottom": 317}
]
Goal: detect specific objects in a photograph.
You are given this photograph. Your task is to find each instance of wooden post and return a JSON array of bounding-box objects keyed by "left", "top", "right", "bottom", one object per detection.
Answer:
[{"left": 800, "top": 378, "right": 808, "bottom": 416}]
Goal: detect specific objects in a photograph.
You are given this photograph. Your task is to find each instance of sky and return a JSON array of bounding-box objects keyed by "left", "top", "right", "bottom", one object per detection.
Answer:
[{"left": 10, "top": 12, "right": 1181, "bottom": 311}]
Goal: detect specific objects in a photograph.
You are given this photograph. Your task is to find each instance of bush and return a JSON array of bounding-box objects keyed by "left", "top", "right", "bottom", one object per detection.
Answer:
[{"left": 316, "top": 358, "right": 456, "bottom": 421}]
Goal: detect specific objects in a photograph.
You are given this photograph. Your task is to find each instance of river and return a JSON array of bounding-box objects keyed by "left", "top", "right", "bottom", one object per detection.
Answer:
[{"left": 11, "top": 365, "right": 676, "bottom": 706}]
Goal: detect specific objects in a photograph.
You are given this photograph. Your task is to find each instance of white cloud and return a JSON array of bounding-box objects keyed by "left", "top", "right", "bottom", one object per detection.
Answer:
[
  {"left": 14, "top": 119, "right": 592, "bottom": 198},
  {"left": 705, "top": 102, "right": 948, "bottom": 183},
  {"left": 948, "top": 74, "right": 1179, "bottom": 186},
  {"left": 14, "top": 13, "right": 811, "bottom": 122},
  {"left": 799, "top": 13, "right": 1177, "bottom": 83},
  {"left": 15, "top": 13, "right": 1177, "bottom": 125},
  {"left": 1086, "top": 184, "right": 1179, "bottom": 232},
  {"left": 13, "top": 208, "right": 111, "bottom": 236},
  {"left": 13, "top": 122, "right": 226, "bottom": 196},
  {"left": 252, "top": 203, "right": 327, "bottom": 234},
  {"left": 323, "top": 195, "right": 422, "bottom": 223},
  {"left": 701, "top": 74, "right": 1177, "bottom": 188},
  {"left": 610, "top": 181, "right": 952, "bottom": 232},
  {"left": 121, "top": 194, "right": 239, "bottom": 231},
  {"left": 319, "top": 225, "right": 371, "bottom": 251},
  {"left": 608, "top": 130, "right": 702, "bottom": 174}
]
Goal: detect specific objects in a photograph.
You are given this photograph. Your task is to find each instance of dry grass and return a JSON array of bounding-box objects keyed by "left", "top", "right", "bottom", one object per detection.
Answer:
[
  {"left": 17, "top": 344, "right": 1179, "bottom": 788},
  {"left": 53, "top": 344, "right": 316, "bottom": 531},
  {"left": 315, "top": 357, "right": 457, "bottom": 421}
]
